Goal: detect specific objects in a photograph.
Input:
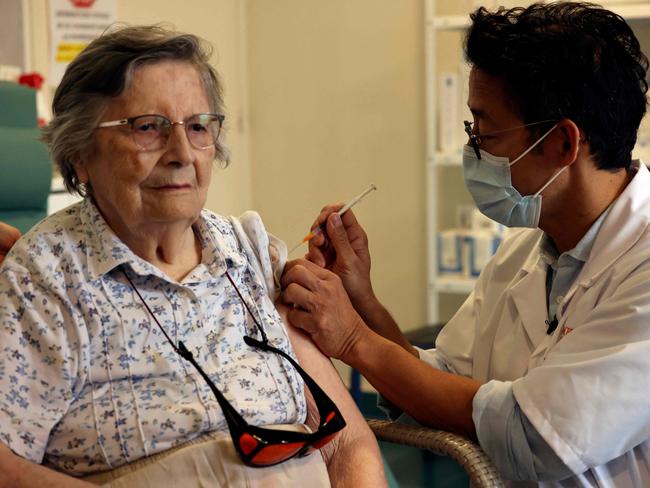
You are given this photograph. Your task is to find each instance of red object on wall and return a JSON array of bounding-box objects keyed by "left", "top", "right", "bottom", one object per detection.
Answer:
[
  {"left": 70, "top": 0, "right": 96, "bottom": 7},
  {"left": 18, "top": 73, "right": 45, "bottom": 90}
]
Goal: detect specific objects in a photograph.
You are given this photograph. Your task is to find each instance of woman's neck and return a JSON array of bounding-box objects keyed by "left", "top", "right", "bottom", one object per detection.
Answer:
[{"left": 116, "top": 220, "right": 203, "bottom": 282}]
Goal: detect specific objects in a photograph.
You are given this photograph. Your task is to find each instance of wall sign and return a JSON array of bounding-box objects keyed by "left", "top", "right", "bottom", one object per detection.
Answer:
[{"left": 49, "top": 0, "right": 116, "bottom": 85}]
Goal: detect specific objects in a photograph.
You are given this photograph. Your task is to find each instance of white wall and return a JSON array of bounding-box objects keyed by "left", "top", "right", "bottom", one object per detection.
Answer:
[{"left": 245, "top": 0, "right": 427, "bottom": 334}]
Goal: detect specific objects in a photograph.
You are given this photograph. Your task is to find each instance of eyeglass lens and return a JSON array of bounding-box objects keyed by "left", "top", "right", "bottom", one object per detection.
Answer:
[{"left": 131, "top": 114, "right": 222, "bottom": 150}]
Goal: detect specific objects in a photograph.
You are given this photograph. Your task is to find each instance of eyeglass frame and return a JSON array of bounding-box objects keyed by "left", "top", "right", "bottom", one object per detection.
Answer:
[
  {"left": 463, "top": 119, "right": 558, "bottom": 160},
  {"left": 97, "top": 113, "right": 225, "bottom": 151},
  {"left": 120, "top": 267, "right": 346, "bottom": 467}
]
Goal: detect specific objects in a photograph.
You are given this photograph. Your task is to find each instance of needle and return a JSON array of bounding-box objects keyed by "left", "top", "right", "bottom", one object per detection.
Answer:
[{"left": 289, "top": 184, "right": 377, "bottom": 254}]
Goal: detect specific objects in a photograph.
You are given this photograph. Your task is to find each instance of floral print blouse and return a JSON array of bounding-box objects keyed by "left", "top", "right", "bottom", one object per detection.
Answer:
[{"left": 0, "top": 199, "right": 305, "bottom": 475}]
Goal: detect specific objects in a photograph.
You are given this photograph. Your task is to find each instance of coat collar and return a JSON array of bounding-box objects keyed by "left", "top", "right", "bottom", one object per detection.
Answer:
[
  {"left": 560, "top": 161, "right": 650, "bottom": 308},
  {"left": 514, "top": 161, "right": 650, "bottom": 349}
]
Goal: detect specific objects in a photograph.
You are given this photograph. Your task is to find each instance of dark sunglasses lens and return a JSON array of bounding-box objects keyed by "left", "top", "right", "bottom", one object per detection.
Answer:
[{"left": 250, "top": 442, "right": 307, "bottom": 466}]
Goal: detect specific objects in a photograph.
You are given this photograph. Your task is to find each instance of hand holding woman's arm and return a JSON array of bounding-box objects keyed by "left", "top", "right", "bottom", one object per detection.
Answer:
[
  {"left": 280, "top": 270, "right": 480, "bottom": 441},
  {"left": 0, "top": 442, "right": 94, "bottom": 488},
  {"left": 283, "top": 257, "right": 417, "bottom": 356}
]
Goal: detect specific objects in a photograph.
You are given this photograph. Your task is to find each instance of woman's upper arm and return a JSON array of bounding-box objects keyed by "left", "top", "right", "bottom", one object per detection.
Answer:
[{"left": 277, "top": 303, "right": 387, "bottom": 487}]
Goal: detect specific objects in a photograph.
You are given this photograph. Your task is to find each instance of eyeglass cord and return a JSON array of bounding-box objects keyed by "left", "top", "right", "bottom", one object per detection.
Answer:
[
  {"left": 120, "top": 266, "right": 269, "bottom": 361},
  {"left": 223, "top": 271, "right": 269, "bottom": 343},
  {"left": 119, "top": 265, "right": 345, "bottom": 458},
  {"left": 120, "top": 267, "right": 192, "bottom": 360}
]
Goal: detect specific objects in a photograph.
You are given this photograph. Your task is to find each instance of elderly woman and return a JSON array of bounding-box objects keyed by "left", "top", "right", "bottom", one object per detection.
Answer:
[{"left": 0, "top": 26, "right": 385, "bottom": 487}]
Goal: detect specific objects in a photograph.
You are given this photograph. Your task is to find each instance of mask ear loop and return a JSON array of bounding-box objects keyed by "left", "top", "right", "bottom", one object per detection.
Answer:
[
  {"left": 534, "top": 165, "right": 568, "bottom": 197},
  {"left": 509, "top": 123, "right": 560, "bottom": 166}
]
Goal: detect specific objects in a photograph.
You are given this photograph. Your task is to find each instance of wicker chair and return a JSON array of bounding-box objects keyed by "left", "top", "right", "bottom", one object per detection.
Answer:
[{"left": 368, "top": 418, "right": 504, "bottom": 488}]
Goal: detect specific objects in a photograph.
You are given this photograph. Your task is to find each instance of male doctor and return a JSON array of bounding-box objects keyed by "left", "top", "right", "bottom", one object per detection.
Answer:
[{"left": 282, "top": 2, "right": 650, "bottom": 486}]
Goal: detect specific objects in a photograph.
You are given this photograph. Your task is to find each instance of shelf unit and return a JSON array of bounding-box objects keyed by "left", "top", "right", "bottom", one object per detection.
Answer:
[
  {"left": 424, "top": 0, "right": 650, "bottom": 324},
  {"left": 424, "top": 0, "right": 474, "bottom": 324}
]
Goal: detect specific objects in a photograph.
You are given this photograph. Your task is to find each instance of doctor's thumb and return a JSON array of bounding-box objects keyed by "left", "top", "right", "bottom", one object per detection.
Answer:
[{"left": 327, "top": 213, "right": 354, "bottom": 259}]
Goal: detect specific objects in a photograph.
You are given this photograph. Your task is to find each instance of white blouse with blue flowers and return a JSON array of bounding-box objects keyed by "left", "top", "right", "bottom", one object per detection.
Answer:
[{"left": 0, "top": 199, "right": 305, "bottom": 475}]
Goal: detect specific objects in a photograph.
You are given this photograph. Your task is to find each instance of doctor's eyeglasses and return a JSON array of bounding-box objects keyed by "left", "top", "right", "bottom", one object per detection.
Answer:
[
  {"left": 463, "top": 119, "right": 558, "bottom": 160},
  {"left": 98, "top": 113, "right": 225, "bottom": 151},
  {"left": 121, "top": 267, "right": 346, "bottom": 468}
]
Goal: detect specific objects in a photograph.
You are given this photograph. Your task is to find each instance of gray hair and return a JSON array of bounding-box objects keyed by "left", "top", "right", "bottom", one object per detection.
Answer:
[{"left": 42, "top": 24, "right": 228, "bottom": 196}]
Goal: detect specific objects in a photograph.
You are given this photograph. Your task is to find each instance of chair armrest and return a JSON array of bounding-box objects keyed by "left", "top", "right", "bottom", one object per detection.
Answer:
[{"left": 367, "top": 418, "right": 504, "bottom": 488}]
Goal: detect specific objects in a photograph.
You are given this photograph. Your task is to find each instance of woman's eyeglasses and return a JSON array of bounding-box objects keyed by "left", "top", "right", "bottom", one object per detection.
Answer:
[
  {"left": 121, "top": 268, "right": 345, "bottom": 467},
  {"left": 98, "top": 113, "right": 225, "bottom": 151}
]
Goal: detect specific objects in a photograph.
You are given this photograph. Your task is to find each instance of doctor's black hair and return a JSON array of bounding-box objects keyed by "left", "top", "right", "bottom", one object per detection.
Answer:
[{"left": 464, "top": 2, "right": 648, "bottom": 171}]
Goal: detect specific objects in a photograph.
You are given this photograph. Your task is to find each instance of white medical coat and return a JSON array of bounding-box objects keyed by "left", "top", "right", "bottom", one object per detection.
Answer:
[{"left": 433, "top": 160, "right": 650, "bottom": 487}]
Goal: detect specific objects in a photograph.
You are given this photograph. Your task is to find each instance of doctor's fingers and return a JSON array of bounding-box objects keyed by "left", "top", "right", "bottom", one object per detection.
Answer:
[
  {"left": 309, "top": 204, "right": 344, "bottom": 247},
  {"left": 306, "top": 204, "right": 344, "bottom": 267},
  {"left": 281, "top": 281, "right": 320, "bottom": 311},
  {"left": 286, "top": 292, "right": 367, "bottom": 360},
  {"left": 282, "top": 259, "right": 334, "bottom": 289},
  {"left": 286, "top": 307, "right": 346, "bottom": 359},
  {"left": 312, "top": 204, "right": 345, "bottom": 234},
  {"left": 282, "top": 268, "right": 349, "bottom": 313},
  {"left": 308, "top": 207, "right": 368, "bottom": 269},
  {"left": 281, "top": 269, "right": 346, "bottom": 311},
  {"left": 285, "top": 304, "right": 319, "bottom": 334}
]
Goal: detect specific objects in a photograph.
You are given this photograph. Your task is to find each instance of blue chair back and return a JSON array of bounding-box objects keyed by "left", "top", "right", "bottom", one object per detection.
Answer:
[{"left": 0, "top": 81, "right": 52, "bottom": 234}]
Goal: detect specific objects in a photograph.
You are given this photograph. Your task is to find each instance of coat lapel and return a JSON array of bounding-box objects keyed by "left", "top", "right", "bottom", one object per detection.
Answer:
[
  {"left": 472, "top": 240, "right": 548, "bottom": 382},
  {"left": 509, "top": 258, "right": 549, "bottom": 357}
]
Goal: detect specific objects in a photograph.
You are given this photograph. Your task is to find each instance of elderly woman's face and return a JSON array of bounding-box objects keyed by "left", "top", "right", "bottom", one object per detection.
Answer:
[{"left": 77, "top": 61, "right": 215, "bottom": 234}]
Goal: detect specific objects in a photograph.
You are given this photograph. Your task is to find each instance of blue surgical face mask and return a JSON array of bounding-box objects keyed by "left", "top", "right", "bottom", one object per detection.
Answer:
[{"left": 462, "top": 124, "right": 565, "bottom": 228}]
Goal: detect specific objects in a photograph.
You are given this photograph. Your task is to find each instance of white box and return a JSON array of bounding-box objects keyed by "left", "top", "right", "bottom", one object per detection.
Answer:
[
  {"left": 463, "top": 230, "right": 502, "bottom": 277},
  {"left": 456, "top": 204, "right": 475, "bottom": 229},
  {"left": 437, "top": 229, "right": 463, "bottom": 275},
  {"left": 438, "top": 72, "right": 459, "bottom": 152}
]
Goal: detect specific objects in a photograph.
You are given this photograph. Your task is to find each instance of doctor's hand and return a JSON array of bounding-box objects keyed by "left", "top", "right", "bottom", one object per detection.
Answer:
[
  {"left": 0, "top": 222, "right": 20, "bottom": 266},
  {"left": 281, "top": 258, "right": 370, "bottom": 362},
  {"left": 306, "top": 205, "right": 376, "bottom": 312}
]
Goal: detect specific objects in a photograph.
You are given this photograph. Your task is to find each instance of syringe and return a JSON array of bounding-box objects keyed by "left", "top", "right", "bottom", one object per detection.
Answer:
[{"left": 289, "top": 184, "right": 377, "bottom": 254}]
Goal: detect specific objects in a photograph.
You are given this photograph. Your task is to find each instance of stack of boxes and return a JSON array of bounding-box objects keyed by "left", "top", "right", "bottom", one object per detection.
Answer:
[{"left": 437, "top": 207, "right": 505, "bottom": 278}]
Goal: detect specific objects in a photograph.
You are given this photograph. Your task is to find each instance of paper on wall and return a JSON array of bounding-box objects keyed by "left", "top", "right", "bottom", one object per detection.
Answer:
[{"left": 48, "top": 0, "right": 116, "bottom": 86}]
